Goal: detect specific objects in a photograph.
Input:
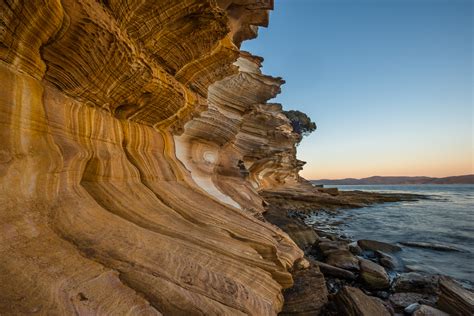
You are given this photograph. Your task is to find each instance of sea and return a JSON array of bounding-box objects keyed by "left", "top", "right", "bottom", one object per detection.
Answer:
[{"left": 304, "top": 184, "right": 474, "bottom": 286}]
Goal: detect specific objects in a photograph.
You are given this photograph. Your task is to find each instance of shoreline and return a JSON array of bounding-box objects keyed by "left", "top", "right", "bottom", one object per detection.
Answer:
[{"left": 262, "top": 185, "right": 473, "bottom": 315}]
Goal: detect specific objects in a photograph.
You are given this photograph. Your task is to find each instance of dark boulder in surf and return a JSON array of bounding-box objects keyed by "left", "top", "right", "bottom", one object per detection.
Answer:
[
  {"left": 376, "top": 250, "right": 403, "bottom": 270},
  {"left": 399, "top": 241, "right": 465, "bottom": 252},
  {"left": 358, "top": 239, "right": 402, "bottom": 253}
]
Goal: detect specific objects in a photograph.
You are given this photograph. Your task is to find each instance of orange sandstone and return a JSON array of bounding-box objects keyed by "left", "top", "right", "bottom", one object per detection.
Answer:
[{"left": 0, "top": 1, "right": 310, "bottom": 314}]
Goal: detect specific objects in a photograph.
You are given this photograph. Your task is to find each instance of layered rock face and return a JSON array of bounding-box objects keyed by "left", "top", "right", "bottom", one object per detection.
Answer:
[{"left": 1, "top": 1, "right": 308, "bottom": 315}]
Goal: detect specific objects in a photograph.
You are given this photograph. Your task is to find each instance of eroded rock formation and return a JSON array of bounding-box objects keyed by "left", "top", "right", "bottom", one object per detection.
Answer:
[{"left": 1, "top": 1, "right": 310, "bottom": 314}]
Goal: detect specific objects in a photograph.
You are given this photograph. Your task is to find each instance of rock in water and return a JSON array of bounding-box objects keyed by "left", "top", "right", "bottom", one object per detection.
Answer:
[
  {"left": 376, "top": 250, "right": 402, "bottom": 270},
  {"left": 358, "top": 239, "right": 402, "bottom": 253},
  {"left": 400, "top": 241, "right": 465, "bottom": 252},
  {"left": 437, "top": 276, "right": 474, "bottom": 315},
  {"left": 335, "top": 286, "right": 391, "bottom": 316},
  {"left": 359, "top": 258, "right": 390, "bottom": 290}
]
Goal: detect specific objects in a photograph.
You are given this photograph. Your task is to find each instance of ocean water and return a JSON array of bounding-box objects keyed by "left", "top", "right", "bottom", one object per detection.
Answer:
[{"left": 305, "top": 184, "right": 474, "bottom": 284}]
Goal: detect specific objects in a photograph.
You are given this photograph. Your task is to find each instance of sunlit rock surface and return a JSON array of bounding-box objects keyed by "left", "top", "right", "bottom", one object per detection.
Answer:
[{"left": 1, "top": 0, "right": 308, "bottom": 314}]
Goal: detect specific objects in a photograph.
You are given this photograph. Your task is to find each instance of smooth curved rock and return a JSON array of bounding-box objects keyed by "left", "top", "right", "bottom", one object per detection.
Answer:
[{"left": 0, "top": 1, "right": 310, "bottom": 314}]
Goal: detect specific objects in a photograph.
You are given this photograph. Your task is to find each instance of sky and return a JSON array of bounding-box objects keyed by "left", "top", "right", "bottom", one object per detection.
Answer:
[{"left": 241, "top": 0, "right": 473, "bottom": 180}]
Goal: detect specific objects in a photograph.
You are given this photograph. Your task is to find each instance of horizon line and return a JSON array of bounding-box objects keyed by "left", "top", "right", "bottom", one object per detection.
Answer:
[{"left": 311, "top": 173, "right": 474, "bottom": 180}]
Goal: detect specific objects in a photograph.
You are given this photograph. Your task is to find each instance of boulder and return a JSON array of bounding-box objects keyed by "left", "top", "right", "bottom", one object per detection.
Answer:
[
  {"left": 359, "top": 258, "right": 390, "bottom": 290},
  {"left": 389, "top": 292, "right": 433, "bottom": 312},
  {"left": 281, "top": 265, "right": 328, "bottom": 315},
  {"left": 264, "top": 209, "right": 319, "bottom": 251},
  {"left": 349, "top": 243, "right": 363, "bottom": 255},
  {"left": 372, "top": 296, "right": 395, "bottom": 315},
  {"left": 405, "top": 303, "right": 421, "bottom": 314},
  {"left": 335, "top": 286, "right": 391, "bottom": 316},
  {"left": 319, "top": 240, "right": 349, "bottom": 254},
  {"left": 283, "top": 222, "right": 319, "bottom": 250},
  {"left": 437, "top": 276, "right": 474, "bottom": 315},
  {"left": 315, "top": 230, "right": 340, "bottom": 241},
  {"left": 358, "top": 239, "right": 402, "bottom": 253},
  {"left": 325, "top": 250, "right": 360, "bottom": 271},
  {"left": 294, "top": 258, "right": 311, "bottom": 270},
  {"left": 314, "top": 260, "right": 357, "bottom": 280},
  {"left": 376, "top": 250, "right": 401, "bottom": 270},
  {"left": 317, "top": 237, "right": 332, "bottom": 243},
  {"left": 393, "top": 273, "right": 439, "bottom": 294},
  {"left": 413, "top": 305, "right": 449, "bottom": 316}
]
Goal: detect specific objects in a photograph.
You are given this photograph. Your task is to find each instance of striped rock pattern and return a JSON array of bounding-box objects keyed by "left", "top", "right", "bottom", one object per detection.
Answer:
[{"left": 0, "top": 0, "right": 307, "bottom": 314}]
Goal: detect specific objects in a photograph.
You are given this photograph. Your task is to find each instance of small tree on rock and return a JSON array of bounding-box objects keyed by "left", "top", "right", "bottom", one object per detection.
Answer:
[{"left": 282, "top": 110, "right": 317, "bottom": 137}]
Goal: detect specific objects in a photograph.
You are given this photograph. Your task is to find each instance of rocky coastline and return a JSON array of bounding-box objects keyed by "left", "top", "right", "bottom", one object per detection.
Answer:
[
  {"left": 1, "top": 1, "right": 472, "bottom": 315},
  {"left": 262, "top": 183, "right": 474, "bottom": 315}
]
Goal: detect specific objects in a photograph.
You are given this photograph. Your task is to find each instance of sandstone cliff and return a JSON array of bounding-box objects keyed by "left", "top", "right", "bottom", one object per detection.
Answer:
[{"left": 0, "top": 1, "right": 311, "bottom": 315}]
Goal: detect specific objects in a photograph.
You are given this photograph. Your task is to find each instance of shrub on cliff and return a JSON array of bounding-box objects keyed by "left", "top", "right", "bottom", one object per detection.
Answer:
[{"left": 283, "top": 110, "right": 317, "bottom": 137}]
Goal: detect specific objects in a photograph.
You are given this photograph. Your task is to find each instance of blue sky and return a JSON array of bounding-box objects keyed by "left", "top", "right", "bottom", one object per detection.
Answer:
[{"left": 242, "top": 0, "right": 473, "bottom": 179}]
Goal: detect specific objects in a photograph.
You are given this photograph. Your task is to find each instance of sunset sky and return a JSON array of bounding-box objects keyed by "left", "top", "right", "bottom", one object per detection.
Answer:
[{"left": 242, "top": 0, "right": 473, "bottom": 179}]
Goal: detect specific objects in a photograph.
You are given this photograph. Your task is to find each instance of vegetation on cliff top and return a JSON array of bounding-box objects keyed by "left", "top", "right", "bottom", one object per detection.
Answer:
[{"left": 283, "top": 110, "right": 317, "bottom": 137}]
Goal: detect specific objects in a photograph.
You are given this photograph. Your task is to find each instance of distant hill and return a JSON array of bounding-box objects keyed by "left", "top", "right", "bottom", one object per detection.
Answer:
[{"left": 312, "top": 174, "right": 474, "bottom": 185}]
